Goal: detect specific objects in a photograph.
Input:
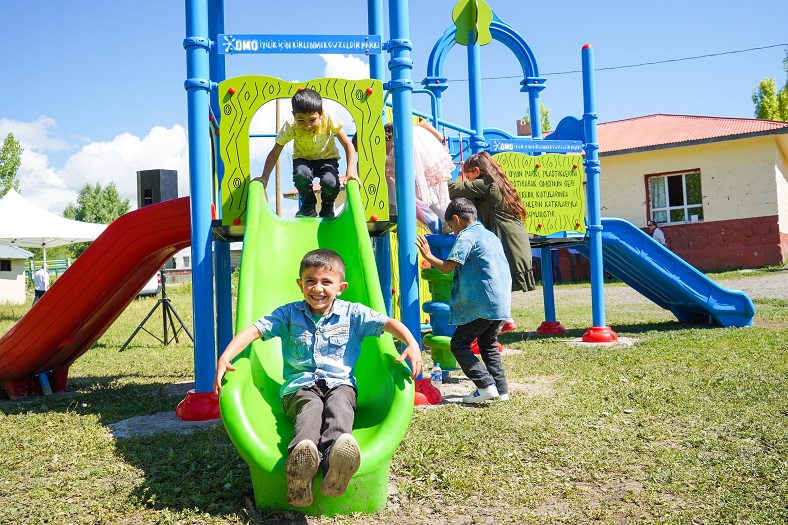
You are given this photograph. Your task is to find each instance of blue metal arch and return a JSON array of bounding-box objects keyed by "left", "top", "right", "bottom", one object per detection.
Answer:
[
  {"left": 422, "top": 13, "right": 546, "bottom": 138},
  {"left": 425, "top": 15, "right": 540, "bottom": 84}
]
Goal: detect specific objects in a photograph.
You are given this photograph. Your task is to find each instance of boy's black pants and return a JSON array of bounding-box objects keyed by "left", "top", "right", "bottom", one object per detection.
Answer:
[
  {"left": 292, "top": 159, "right": 340, "bottom": 209},
  {"left": 282, "top": 380, "right": 357, "bottom": 460},
  {"left": 450, "top": 318, "right": 508, "bottom": 396}
]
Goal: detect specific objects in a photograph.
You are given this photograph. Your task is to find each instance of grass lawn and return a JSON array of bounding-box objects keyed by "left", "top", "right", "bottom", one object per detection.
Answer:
[{"left": 0, "top": 270, "right": 786, "bottom": 524}]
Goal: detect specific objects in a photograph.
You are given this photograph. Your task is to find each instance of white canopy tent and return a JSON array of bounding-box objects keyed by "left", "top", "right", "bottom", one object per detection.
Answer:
[{"left": 0, "top": 189, "right": 107, "bottom": 260}]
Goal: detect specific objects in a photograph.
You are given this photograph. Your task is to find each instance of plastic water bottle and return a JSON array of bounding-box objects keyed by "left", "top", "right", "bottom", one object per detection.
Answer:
[{"left": 431, "top": 362, "right": 443, "bottom": 393}]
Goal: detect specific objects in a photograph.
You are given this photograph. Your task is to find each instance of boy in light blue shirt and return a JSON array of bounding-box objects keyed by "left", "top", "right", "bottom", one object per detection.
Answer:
[
  {"left": 417, "top": 197, "right": 512, "bottom": 404},
  {"left": 214, "top": 249, "right": 421, "bottom": 507}
]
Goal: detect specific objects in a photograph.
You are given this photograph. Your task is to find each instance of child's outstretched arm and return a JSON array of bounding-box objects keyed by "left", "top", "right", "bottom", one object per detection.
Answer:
[
  {"left": 383, "top": 318, "right": 422, "bottom": 379},
  {"left": 418, "top": 120, "right": 444, "bottom": 143},
  {"left": 416, "top": 235, "right": 458, "bottom": 275},
  {"left": 213, "top": 325, "right": 262, "bottom": 394},
  {"left": 252, "top": 143, "right": 284, "bottom": 187},
  {"left": 336, "top": 129, "right": 357, "bottom": 180}
]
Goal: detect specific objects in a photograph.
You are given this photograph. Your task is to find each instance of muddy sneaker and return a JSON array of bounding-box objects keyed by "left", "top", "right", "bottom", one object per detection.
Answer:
[
  {"left": 318, "top": 202, "right": 335, "bottom": 217},
  {"left": 285, "top": 440, "right": 320, "bottom": 507},
  {"left": 295, "top": 206, "right": 317, "bottom": 218},
  {"left": 320, "top": 433, "right": 361, "bottom": 497},
  {"left": 462, "top": 384, "right": 500, "bottom": 404}
]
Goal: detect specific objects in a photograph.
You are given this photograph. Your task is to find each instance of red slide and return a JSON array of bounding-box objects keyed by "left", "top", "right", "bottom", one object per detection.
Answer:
[{"left": 0, "top": 198, "right": 191, "bottom": 399}]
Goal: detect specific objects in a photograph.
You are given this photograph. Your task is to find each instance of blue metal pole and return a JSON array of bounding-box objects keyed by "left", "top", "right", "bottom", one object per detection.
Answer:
[
  {"left": 208, "top": 0, "right": 233, "bottom": 354},
  {"left": 540, "top": 247, "right": 557, "bottom": 320},
  {"left": 184, "top": 0, "right": 216, "bottom": 393},
  {"left": 369, "top": 0, "right": 392, "bottom": 316},
  {"left": 581, "top": 44, "right": 613, "bottom": 341},
  {"left": 368, "top": 0, "right": 385, "bottom": 81},
  {"left": 528, "top": 89, "right": 542, "bottom": 138},
  {"left": 387, "top": 0, "right": 421, "bottom": 358},
  {"left": 423, "top": 76, "right": 448, "bottom": 134},
  {"left": 466, "top": 33, "right": 486, "bottom": 153}
]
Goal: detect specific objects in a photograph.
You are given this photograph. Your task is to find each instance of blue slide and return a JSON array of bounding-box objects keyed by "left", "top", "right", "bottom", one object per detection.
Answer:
[{"left": 569, "top": 218, "right": 755, "bottom": 327}]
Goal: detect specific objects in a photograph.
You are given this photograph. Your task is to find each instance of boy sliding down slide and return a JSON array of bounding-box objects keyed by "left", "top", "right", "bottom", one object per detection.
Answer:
[{"left": 214, "top": 249, "right": 421, "bottom": 507}]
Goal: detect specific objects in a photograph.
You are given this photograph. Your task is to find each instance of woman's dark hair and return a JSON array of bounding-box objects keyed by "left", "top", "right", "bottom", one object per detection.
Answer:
[{"left": 462, "top": 151, "right": 527, "bottom": 221}]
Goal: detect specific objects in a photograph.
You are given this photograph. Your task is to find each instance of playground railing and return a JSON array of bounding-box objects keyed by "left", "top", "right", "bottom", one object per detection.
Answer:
[{"left": 25, "top": 258, "right": 71, "bottom": 281}]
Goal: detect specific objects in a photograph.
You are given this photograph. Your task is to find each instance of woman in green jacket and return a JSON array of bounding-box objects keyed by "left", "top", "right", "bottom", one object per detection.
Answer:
[{"left": 448, "top": 151, "right": 536, "bottom": 332}]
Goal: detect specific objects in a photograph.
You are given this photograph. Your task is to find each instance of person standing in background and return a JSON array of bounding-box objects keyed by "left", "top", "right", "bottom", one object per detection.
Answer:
[
  {"left": 32, "top": 264, "right": 49, "bottom": 305},
  {"left": 648, "top": 220, "right": 667, "bottom": 248}
]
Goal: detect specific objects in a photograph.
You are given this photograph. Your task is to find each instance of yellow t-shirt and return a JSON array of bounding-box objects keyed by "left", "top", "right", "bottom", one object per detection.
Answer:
[{"left": 275, "top": 111, "right": 343, "bottom": 161}]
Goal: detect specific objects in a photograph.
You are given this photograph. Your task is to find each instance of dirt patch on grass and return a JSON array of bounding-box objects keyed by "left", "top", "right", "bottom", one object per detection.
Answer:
[
  {"left": 426, "top": 371, "right": 555, "bottom": 406},
  {"left": 752, "top": 318, "right": 788, "bottom": 329}
]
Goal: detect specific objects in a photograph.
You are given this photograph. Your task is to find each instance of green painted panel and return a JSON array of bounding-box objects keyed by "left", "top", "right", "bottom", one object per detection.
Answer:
[
  {"left": 218, "top": 76, "right": 388, "bottom": 225},
  {"left": 494, "top": 152, "right": 586, "bottom": 236}
]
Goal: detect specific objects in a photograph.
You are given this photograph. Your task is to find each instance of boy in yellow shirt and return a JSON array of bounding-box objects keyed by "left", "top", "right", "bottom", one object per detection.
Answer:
[{"left": 257, "top": 88, "right": 356, "bottom": 218}]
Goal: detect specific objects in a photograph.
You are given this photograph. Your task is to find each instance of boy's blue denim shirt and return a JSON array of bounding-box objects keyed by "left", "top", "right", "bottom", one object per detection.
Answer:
[
  {"left": 253, "top": 299, "right": 388, "bottom": 397},
  {"left": 446, "top": 220, "right": 512, "bottom": 326}
]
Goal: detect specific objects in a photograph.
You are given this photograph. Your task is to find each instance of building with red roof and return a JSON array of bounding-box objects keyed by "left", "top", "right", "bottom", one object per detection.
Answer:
[{"left": 592, "top": 114, "right": 788, "bottom": 270}]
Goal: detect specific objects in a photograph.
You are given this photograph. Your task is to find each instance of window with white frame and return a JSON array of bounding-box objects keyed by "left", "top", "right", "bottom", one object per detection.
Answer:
[{"left": 648, "top": 170, "right": 703, "bottom": 224}]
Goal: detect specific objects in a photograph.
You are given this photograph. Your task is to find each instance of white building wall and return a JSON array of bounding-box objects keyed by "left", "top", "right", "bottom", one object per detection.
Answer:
[
  {"left": 0, "top": 259, "right": 28, "bottom": 305},
  {"left": 598, "top": 136, "right": 780, "bottom": 227},
  {"left": 775, "top": 146, "right": 788, "bottom": 234}
]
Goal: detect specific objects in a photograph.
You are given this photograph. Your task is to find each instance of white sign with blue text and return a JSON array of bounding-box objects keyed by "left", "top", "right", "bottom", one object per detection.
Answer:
[{"left": 218, "top": 34, "right": 383, "bottom": 55}]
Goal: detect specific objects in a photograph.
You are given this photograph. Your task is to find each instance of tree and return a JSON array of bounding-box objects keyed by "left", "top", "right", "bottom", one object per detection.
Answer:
[
  {"left": 0, "top": 133, "right": 23, "bottom": 198},
  {"left": 63, "top": 181, "right": 130, "bottom": 224},
  {"left": 522, "top": 103, "right": 552, "bottom": 133},
  {"left": 62, "top": 182, "right": 130, "bottom": 257},
  {"left": 752, "top": 49, "right": 788, "bottom": 122}
]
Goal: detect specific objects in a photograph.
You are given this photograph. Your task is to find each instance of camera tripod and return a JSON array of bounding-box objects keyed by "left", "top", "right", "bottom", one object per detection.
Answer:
[{"left": 119, "top": 269, "right": 194, "bottom": 352}]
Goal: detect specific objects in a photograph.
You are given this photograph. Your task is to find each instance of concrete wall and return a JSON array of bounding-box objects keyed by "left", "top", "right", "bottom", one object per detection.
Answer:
[
  {"left": 664, "top": 215, "right": 783, "bottom": 270},
  {"left": 0, "top": 259, "right": 28, "bottom": 305}
]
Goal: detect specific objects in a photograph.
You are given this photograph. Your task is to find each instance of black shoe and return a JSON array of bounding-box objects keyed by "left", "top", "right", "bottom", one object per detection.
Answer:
[
  {"left": 295, "top": 206, "right": 317, "bottom": 218},
  {"left": 319, "top": 203, "right": 335, "bottom": 218}
]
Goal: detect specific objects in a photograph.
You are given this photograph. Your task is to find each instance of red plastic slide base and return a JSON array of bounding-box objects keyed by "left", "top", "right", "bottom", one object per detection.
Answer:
[
  {"left": 470, "top": 339, "right": 504, "bottom": 355},
  {"left": 414, "top": 378, "right": 442, "bottom": 405},
  {"left": 175, "top": 389, "right": 221, "bottom": 421},
  {"left": 0, "top": 366, "right": 69, "bottom": 399},
  {"left": 536, "top": 321, "right": 567, "bottom": 335},
  {"left": 582, "top": 326, "right": 619, "bottom": 343}
]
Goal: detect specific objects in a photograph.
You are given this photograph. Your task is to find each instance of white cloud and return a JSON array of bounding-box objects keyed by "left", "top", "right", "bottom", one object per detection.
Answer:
[
  {"left": 319, "top": 54, "right": 370, "bottom": 81},
  {"left": 0, "top": 116, "right": 71, "bottom": 152},
  {"left": 6, "top": 118, "right": 190, "bottom": 213},
  {"left": 60, "top": 126, "right": 189, "bottom": 208}
]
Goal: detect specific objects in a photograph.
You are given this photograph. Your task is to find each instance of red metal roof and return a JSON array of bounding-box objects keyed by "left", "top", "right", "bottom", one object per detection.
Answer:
[{"left": 597, "top": 114, "right": 788, "bottom": 154}]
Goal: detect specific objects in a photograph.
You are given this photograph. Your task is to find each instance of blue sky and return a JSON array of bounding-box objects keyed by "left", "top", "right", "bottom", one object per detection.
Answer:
[{"left": 1, "top": 0, "right": 786, "bottom": 213}]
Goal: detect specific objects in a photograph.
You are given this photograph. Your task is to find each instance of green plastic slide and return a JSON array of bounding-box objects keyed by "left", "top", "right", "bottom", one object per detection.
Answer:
[{"left": 218, "top": 180, "right": 415, "bottom": 516}]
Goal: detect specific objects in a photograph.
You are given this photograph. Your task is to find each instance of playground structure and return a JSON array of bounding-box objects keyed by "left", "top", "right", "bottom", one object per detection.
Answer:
[{"left": 0, "top": 0, "right": 756, "bottom": 516}]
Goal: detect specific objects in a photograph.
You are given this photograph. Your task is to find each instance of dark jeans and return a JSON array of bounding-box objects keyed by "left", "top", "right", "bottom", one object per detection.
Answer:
[
  {"left": 293, "top": 158, "right": 340, "bottom": 209},
  {"left": 282, "top": 381, "right": 357, "bottom": 460},
  {"left": 33, "top": 289, "right": 45, "bottom": 305},
  {"left": 450, "top": 318, "right": 508, "bottom": 395}
]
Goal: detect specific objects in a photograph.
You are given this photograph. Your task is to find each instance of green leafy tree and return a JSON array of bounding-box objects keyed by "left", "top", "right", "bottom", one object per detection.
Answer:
[
  {"left": 522, "top": 103, "right": 552, "bottom": 133},
  {"left": 752, "top": 49, "right": 788, "bottom": 122},
  {"left": 0, "top": 133, "right": 23, "bottom": 198},
  {"left": 62, "top": 182, "right": 130, "bottom": 258}
]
